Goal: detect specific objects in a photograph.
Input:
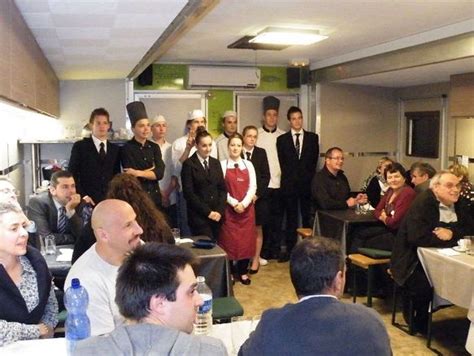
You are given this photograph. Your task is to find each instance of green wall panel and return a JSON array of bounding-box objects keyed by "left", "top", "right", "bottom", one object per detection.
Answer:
[
  {"left": 134, "top": 64, "right": 296, "bottom": 138},
  {"left": 207, "top": 90, "right": 233, "bottom": 137}
]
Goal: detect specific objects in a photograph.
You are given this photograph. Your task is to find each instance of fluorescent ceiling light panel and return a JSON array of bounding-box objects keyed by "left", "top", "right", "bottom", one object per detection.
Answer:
[{"left": 249, "top": 27, "right": 328, "bottom": 46}]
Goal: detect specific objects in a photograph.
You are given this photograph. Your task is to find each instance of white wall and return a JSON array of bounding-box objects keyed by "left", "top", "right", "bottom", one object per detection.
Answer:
[
  {"left": 60, "top": 79, "right": 127, "bottom": 135},
  {"left": 317, "top": 83, "right": 398, "bottom": 189}
]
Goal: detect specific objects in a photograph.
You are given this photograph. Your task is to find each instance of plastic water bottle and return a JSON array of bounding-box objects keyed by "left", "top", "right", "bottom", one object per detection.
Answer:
[
  {"left": 64, "top": 278, "right": 91, "bottom": 354},
  {"left": 193, "top": 276, "right": 213, "bottom": 335}
]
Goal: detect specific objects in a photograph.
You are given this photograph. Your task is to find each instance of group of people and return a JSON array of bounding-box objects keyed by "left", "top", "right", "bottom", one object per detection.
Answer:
[
  {"left": 1, "top": 94, "right": 473, "bottom": 353},
  {"left": 311, "top": 146, "right": 474, "bottom": 333}
]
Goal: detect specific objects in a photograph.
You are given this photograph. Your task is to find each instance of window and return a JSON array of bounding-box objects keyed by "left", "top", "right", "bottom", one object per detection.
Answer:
[{"left": 406, "top": 111, "right": 440, "bottom": 158}]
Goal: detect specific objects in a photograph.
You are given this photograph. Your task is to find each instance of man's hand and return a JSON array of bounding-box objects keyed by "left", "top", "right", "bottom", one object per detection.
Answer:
[
  {"left": 433, "top": 227, "right": 453, "bottom": 241},
  {"left": 355, "top": 193, "right": 368, "bottom": 204},
  {"left": 346, "top": 197, "right": 357, "bottom": 207},
  {"left": 65, "top": 194, "right": 81, "bottom": 212},
  {"left": 82, "top": 195, "right": 95, "bottom": 206},
  {"left": 186, "top": 132, "right": 195, "bottom": 149},
  {"left": 379, "top": 210, "right": 388, "bottom": 223},
  {"left": 208, "top": 211, "right": 222, "bottom": 222}
]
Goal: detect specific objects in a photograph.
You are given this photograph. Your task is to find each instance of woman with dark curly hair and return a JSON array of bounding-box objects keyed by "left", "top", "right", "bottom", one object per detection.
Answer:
[
  {"left": 72, "top": 174, "right": 173, "bottom": 263},
  {"left": 106, "top": 174, "right": 174, "bottom": 244}
]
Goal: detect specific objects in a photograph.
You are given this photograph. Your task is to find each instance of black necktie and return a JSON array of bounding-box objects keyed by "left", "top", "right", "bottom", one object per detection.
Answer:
[
  {"left": 246, "top": 152, "right": 251, "bottom": 161},
  {"left": 295, "top": 133, "right": 300, "bottom": 158},
  {"left": 99, "top": 142, "right": 106, "bottom": 160},
  {"left": 203, "top": 159, "right": 209, "bottom": 174},
  {"left": 57, "top": 207, "right": 67, "bottom": 234}
]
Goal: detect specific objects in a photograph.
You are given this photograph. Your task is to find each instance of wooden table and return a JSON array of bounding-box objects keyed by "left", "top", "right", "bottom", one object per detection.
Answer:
[
  {"left": 45, "top": 240, "right": 233, "bottom": 298},
  {"left": 314, "top": 209, "right": 380, "bottom": 252},
  {"left": 418, "top": 247, "right": 474, "bottom": 353}
]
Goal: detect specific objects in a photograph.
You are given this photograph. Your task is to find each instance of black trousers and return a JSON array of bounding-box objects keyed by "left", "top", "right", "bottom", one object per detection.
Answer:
[
  {"left": 403, "top": 264, "right": 433, "bottom": 330},
  {"left": 231, "top": 259, "right": 251, "bottom": 276},
  {"left": 282, "top": 192, "right": 312, "bottom": 254},
  {"left": 262, "top": 188, "right": 284, "bottom": 257}
]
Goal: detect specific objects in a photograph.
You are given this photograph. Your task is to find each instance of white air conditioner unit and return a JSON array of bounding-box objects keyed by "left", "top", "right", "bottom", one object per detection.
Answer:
[{"left": 187, "top": 66, "right": 260, "bottom": 89}]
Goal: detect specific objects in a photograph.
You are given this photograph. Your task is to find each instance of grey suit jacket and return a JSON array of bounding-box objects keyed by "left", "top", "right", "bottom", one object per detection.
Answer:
[
  {"left": 75, "top": 323, "right": 228, "bottom": 356},
  {"left": 27, "top": 191, "right": 83, "bottom": 245}
]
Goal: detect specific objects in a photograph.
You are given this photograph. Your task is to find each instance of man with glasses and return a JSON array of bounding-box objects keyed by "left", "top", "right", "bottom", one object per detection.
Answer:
[
  {"left": 391, "top": 171, "right": 474, "bottom": 334},
  {"left": 311, "top": 147, "right": 366, "bottom": 210}
]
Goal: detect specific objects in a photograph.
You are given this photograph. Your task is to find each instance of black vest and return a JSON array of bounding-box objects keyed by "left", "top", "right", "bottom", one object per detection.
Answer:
[{"left": 0, "top": 246, "right": 52, "bottom": 324}]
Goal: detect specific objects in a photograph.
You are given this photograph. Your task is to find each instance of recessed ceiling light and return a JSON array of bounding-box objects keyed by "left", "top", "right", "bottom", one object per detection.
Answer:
[{"left": 249, "top": 27, "right": 328, "bottom": 46}]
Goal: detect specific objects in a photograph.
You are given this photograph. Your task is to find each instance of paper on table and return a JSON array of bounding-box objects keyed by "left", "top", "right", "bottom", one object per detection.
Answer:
[
  {"left": 437, "top": 248, "right": 460, "bottom": 256},
  {"left": 56, "top": 248, "right": 73, "bottom": 262},
  {"left": 176, "top": 238, "right": 194, "bottom": 245}
]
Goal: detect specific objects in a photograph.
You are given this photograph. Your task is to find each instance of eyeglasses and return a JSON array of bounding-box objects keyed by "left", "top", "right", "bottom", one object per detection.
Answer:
[
  {"left": 439, "top": 182, "right": 461, "bottom": 190},
  {"left": 328, "top": 156, "right": 344, "bottom": 161},
  {"left": 0, "top": 188, "right": 19, "bottom": 195}
]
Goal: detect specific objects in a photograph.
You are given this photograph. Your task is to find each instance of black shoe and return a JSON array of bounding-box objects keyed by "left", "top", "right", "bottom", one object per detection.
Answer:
[
  {"left": 239, "top": 275, "right": 251, "bottom": 285},
  {"left": 248, "top": 267, "right": 259, "bottom": 275},
  {"left": 277, "top": 252, "right": 290, "bottom": 263}
]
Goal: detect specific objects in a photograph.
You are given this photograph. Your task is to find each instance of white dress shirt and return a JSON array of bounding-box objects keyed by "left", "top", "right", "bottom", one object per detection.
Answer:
[
  {"left": 220, "top": 158, "right": 257, "bottom": 209},
  {"left": 91, "top": 135, "right": 107, "bottom": 154},
  {"left": 257, "top": 127, "right": 284, "bottom": 189}
]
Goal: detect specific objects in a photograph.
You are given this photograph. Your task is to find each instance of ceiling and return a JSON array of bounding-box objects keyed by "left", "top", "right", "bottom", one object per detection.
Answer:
[
  {"left": 14, "top": 0, "right": 188, "bottom": 80},
  {"left": 337, "top": 57, "right": 474, "bottom": 87},
  {"left": 15, "top": 0, "right": 474, "bottom": 86}
]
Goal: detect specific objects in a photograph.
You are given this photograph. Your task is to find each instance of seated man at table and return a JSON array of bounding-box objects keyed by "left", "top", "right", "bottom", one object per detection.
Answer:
[
  {"left": 239, "top": 237, "right": 391, "bottom": 355},
  {"left": 75, "top": 243, "right": 227, "bottom": 355},
  {"left": 27, "top": 170, "right": 86, "bottom": 245},
  {"left": 311, "top": 147, "right": 366, "bottom": 210},
  {"left": 391, "top": 171, "right": 474, "bottom": 333},
  {"left": 65, "top": 199, "right": 143, "bottom": 336},
  {"left": 410, "top": 161, "right": 436, "bottom": 194}
]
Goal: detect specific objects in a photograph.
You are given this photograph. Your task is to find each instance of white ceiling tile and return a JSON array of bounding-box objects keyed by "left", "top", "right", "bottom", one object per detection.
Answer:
[
  {"left": 114, "top": 14, "right": 175, "bottom": 28},
  {"left": 52, "top": 14, "right": 116, "bottom": 27},
  {"left": 60, "top": 39, "right": 110, "bottom": 47},
  {"left": 36, "top": 37, "right": 61, "bottom": 49},
  {"left": 63, "top": 47, "right": 106, "bottom": 56},
  {"left": 116, "top": 1, "right": 186, "bottom": 14},
  {"left": 21, "top": 13, "right": 54, "bottom": 28},
  {"left": 14, "top": 0, "right": 50, "bottom": 13},
  {"left": 56, "top": 27, "right": 111, "bottom": 40},
  {"left": 48, "top": 1, "right": 117, "bottom": 15}
]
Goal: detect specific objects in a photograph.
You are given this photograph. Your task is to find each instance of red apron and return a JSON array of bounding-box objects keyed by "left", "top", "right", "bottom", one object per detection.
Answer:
[{"left": 218, "top": 163, "right": 256, "bottom": 260}]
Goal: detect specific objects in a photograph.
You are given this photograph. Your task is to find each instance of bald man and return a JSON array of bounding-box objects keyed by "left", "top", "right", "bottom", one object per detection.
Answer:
[{"left": 65, "top": 199, "right": 143, "bottom": 336}]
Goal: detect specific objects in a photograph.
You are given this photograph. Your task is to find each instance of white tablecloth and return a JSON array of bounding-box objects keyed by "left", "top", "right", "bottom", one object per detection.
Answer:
[
  {"left": 418, "top": 247, "right": 474, "bottom": 354},
  {"left": 1, "top": 322, "right": 252, "bottom": 355}
]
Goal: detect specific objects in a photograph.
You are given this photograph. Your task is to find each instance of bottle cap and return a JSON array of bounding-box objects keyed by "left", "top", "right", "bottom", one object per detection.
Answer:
[
  {"left": 71, "top": 278, "right": 81, "bottom": 289},
  {"left": 196, "top": 276, "right": 205, "bottom": 283}
]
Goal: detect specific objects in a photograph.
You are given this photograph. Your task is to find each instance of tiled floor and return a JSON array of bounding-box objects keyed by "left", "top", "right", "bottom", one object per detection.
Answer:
[{"left": 233, "top": 261, "right": 471, "bottom": 356}]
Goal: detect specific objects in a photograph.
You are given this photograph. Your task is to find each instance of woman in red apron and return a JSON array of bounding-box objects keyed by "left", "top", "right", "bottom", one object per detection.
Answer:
[{"left": 219, "top": 133, "right": 257, "bottom": 285}]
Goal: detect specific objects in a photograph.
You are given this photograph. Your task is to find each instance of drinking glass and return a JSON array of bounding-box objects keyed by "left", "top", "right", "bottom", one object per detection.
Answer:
[
  {"left": 466, "top": 236, "right": 474, "bottom": 255},
  {"left": 171, "top": 228, "right": 181, "bottom": 244},
  {"left": 45, "top": 234, "right": 57, "bottom": 255}
]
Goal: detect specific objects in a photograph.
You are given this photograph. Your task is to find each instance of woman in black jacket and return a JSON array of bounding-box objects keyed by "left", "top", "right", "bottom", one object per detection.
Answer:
[
  {"left": 181, "top": 127, "right": 227, "bottom": 241},
  {"left": 0, "top": 202, "right": 58, "bottom": 343}
]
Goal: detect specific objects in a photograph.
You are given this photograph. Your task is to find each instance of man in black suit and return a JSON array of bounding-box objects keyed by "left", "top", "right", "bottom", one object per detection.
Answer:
[
  {"left": 277, "top": 106, "right": 319, "bottom": 260},
  {"left": 27, "top": 170, "right": 85, "bottom": 245},
  {"left": 69, "top": 107, "right": 121, "bottom": 205}
]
